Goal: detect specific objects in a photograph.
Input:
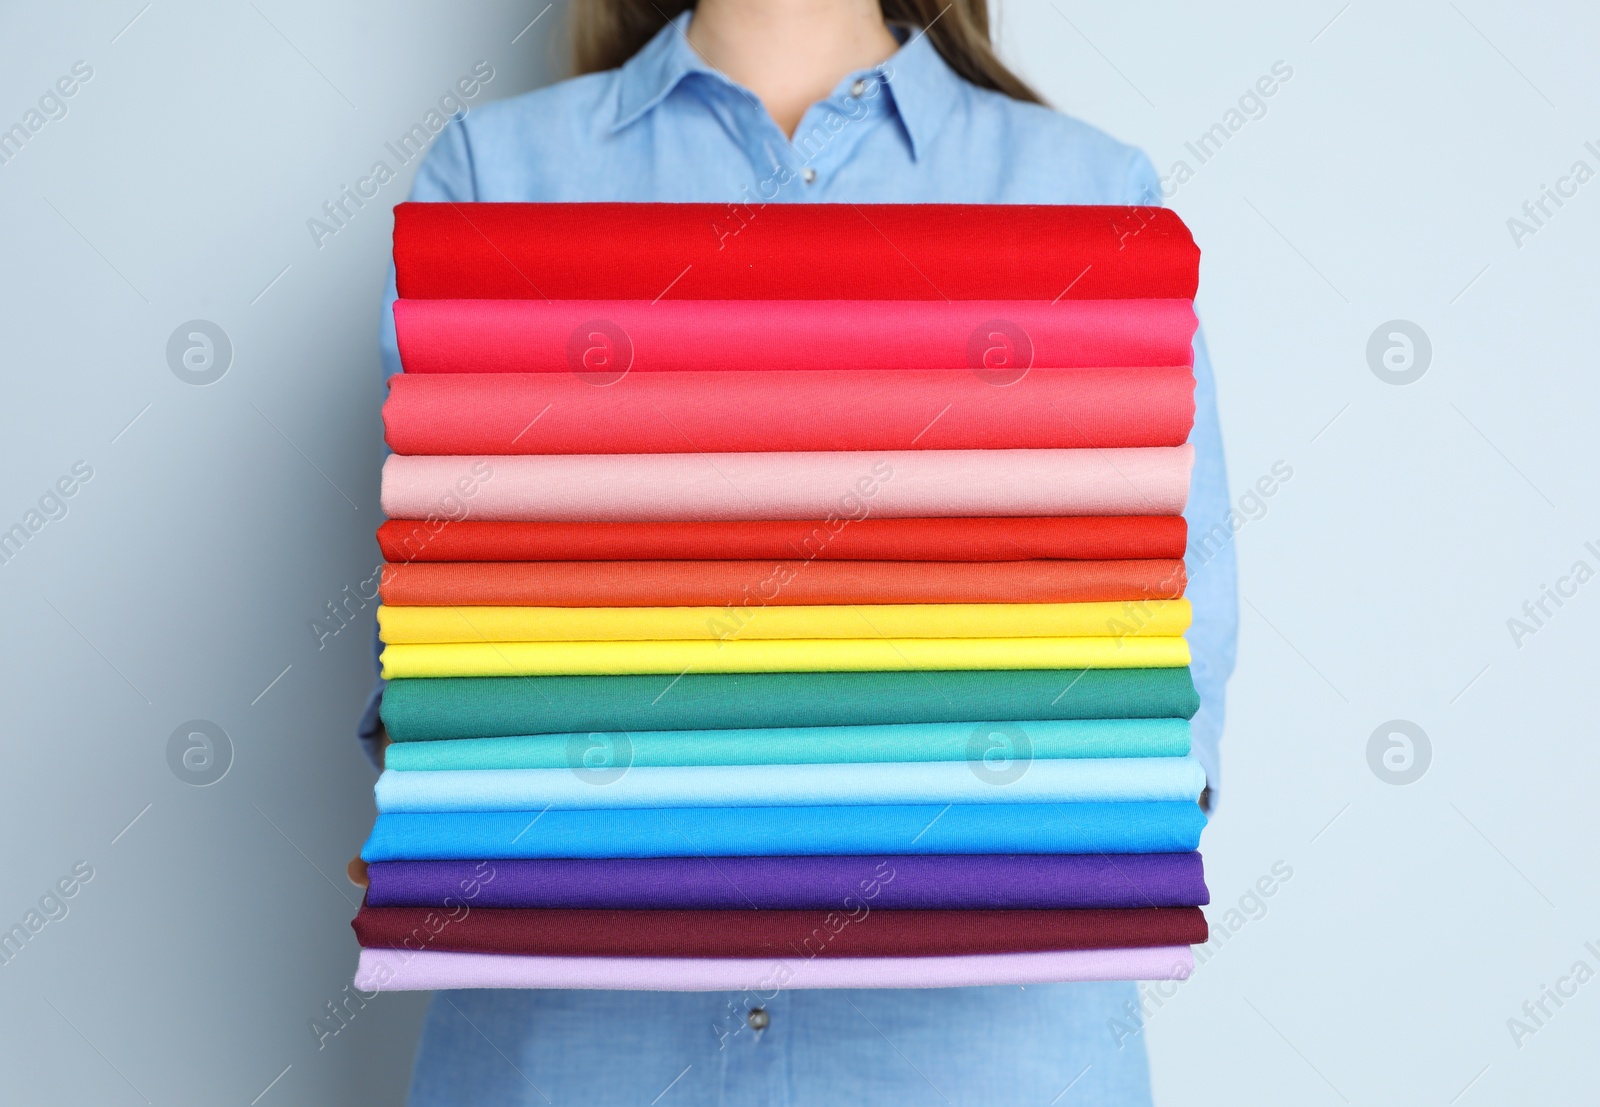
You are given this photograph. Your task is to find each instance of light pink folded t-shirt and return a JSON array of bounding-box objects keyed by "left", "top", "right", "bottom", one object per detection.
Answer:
[{"left": 354, "top": 945, "right": 1195, "bottom": 992}]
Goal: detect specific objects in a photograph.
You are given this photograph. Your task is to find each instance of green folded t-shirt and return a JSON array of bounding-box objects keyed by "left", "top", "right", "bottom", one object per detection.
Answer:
[{"left": 380, "top": 668, "right": 1200, "bottom": 743}]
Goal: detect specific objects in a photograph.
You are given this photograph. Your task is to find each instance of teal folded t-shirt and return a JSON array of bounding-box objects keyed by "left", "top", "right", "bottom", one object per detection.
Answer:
[{"left": 384, "top": 717, "right": 1191, "bottom": 771}]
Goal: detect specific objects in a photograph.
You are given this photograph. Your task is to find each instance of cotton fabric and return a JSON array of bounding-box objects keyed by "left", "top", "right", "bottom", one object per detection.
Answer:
[
  {"left": 363, "top": 852, "right": 1211, "bottom": 910},
  {"left": 352, "top": 905, "right": 1208, "bottom": 958},
  {"left": 380, "top": 446, "right": 1194, "bottom": 522},
  {"left": 373, "top": 757, "right": 1207, "bottom": 812},
  {"left": 375, "top": 514, "right": 1189, "bottom": 563},
  {"left": 378, "top": 558, "right": 1187, "bottom": 608},
  {"left": 361, "top": 802, "right": 1208, "bottom": 860},
  {"left": 382, "top": 718, "right": 1191, "bottom": 771},
  {"left": 392, "top": 204, "right": 1199, "bottom": 301},
  {"left": 394, "top": 298, "right": 1199, "bottom": 374},
  {"left": 379, "top": 668, "right": 1201, "bottom": 742},
  {"left": 381, "top": 367, "right": 1196, "bottom": 454},
  {"left": 378, "top": 635, "right": 1189, "bottom": 679},
  {"left": 358, "top": 946, "right": 1195, "bottom": 991},
  {"left": 376, "top": 599, "right": 1191, "bottom": 643}
]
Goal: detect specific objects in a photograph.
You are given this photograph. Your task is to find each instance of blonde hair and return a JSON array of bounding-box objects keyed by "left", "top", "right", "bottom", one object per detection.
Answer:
[{"left": 571, "top": 0, "right": 1044, "bottom": 104}]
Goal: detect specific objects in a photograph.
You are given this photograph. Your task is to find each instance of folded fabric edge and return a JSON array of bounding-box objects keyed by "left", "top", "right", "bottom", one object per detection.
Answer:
[
  {"left": 377, "top": 636, "right": 1193, "bottom": 679},
  {"left": 381, "top": 720, "right": 1193, "bottom": 770},
  {"left": 352, "top": 944, "right": 1196, "bottom": 991},
  {"left": 374, "top": 600, "right": 1194, "bottom": 643},
  {"left": 371, "top": 756, "right": 1208, "bottom": 813}
]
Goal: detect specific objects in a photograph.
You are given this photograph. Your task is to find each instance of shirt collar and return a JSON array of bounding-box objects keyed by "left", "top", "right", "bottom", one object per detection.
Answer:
[
  {"left": 611, "top": 12, "right": 960, "bottom": 161},
  {"left": 877, "top": 27, "right": 960, "bottom": 161},
  {"left": 611, "top": 11, "right": 716, "bottom": 132}
]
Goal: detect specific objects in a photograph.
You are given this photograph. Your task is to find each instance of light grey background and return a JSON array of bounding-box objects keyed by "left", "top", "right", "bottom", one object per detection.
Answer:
[{"left": 0, "top": 1, "right": 1594, "bottom": 1103}]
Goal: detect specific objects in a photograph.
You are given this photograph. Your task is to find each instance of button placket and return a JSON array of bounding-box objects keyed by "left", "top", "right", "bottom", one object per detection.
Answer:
[{"left": 792, "top": 76, "right": 885, "bottom": 190}]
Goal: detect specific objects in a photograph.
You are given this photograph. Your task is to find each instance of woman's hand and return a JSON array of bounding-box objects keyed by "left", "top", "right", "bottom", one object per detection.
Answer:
[{"left": 347, "top": 725, "right": 391, "bottom": 888}]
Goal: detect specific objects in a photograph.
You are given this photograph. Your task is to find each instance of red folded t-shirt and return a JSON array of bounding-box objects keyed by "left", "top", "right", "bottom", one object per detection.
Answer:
[
  {"left": 376, "top": 517, "right": 1188, "bottom": 563},
  {"left": 392, "top": 203, "right": 1199, "bottom": 300}
]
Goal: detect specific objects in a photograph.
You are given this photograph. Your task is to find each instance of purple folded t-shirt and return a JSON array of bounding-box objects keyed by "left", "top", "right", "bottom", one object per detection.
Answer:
[{"left": 364, "top": 852, "right": 1208, "bottom": 910}]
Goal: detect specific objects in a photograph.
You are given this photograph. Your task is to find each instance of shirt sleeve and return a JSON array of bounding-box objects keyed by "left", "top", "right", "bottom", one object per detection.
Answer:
[
  {"left": 1182, "top": 328, "right": 1238, "bottom": 804},
  {"left": 359, "top": 118, "right": 480, "bottom": 768},
  {"left": 1124, "top": 151, "right": 1239, "bottom": 806}
]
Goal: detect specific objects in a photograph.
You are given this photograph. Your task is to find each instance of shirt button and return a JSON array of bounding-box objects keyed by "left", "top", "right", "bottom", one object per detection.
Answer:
[
  {"left": 747, "top": 1007, "right": 770, "bottom": 1030},
  {"left": 801, "top": 168, "right": 817, "bottom": 184},
  {"left": 850, "top": 78, "right": 869, "bottom": 98}
]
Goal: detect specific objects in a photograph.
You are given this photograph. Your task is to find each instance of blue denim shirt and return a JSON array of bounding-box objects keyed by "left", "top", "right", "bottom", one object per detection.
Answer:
[
  {"left": 364, "top": 17, "right": 1237, "bottom": 796},
  {"left": 372, "top": 17, "right": 1237, "bottom": 1104}
]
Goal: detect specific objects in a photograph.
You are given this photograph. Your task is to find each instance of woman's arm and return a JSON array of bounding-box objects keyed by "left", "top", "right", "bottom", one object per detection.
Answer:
[
  {"left": 1122, "top": 151, "right": 1238, "bottom": 808},
  {"left": 1183, "top": 327, "right": 1238, "bottom": 808}
]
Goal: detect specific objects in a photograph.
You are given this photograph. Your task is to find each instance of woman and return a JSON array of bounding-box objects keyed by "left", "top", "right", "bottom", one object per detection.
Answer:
[{"left": 359, "top": 1, "right": 1237, "bottom": 1102}]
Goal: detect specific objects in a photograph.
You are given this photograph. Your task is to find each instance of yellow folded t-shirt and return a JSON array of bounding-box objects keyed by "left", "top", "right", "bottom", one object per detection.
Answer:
[
  {"left": 376, "top": 600, "right": 1191, "bottom": 644},
  {"left": 379, "top": 635, "right": 1191, "bottom": 679}
]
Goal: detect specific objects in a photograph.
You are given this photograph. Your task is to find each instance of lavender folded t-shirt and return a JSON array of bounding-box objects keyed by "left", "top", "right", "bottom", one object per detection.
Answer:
[{"left": 355, "top": 945, "right": 1196, "bottom": 992}]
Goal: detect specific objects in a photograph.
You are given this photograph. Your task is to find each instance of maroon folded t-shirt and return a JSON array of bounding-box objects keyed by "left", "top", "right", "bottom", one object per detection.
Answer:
[{"left": 353, "top": 905, "right": 1208, "bottom": 958}]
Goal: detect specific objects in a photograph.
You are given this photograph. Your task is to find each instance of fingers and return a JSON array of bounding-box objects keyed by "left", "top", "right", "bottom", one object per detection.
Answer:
[{"left": 352, "top": 725, "right": 389, "bottom": 887}]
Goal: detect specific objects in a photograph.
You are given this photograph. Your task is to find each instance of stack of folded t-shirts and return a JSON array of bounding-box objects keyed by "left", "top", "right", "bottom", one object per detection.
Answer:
[{"left": 353, "top": 203, "right": 1212, "bottom": 992}]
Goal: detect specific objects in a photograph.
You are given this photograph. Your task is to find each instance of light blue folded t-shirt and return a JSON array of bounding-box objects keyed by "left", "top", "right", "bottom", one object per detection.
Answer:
[{"left": 374, "top": 756, "right": 1206, "bottom": 813}]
